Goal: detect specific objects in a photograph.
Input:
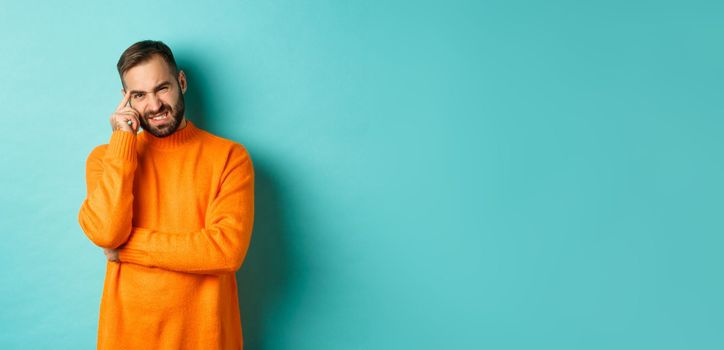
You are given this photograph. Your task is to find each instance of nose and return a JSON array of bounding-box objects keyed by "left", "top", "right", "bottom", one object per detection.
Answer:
[{"left": 146, "top": 93, "right": 163, "bottom": 113}]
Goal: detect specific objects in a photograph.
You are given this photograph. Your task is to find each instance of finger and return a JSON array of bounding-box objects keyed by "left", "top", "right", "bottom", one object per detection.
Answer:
[
  {"left": 113, "top": 113, "right": 138, "bottom": 132},
  {"left": 116, "top": 89, "right": 132, "bottom": 111},
  {"left": 117, "top": 113, "right": 141, "bottom": 130},
  {"left": 130, "top": 115, "right": 140, "bottom": 132},
  {"left": 117, "top": 108, "right": 141, "bottom": 119},
  {"left": 117, "top": 115, "right": 136, "bottom": 131},
  {"left": 121, "top": 113, "right": 139, "bottom": 132}
]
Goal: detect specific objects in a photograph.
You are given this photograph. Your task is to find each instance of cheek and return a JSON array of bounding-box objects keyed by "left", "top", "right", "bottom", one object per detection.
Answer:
[{"left": 161, "top": 96, "right": 175, "bottom": 108}]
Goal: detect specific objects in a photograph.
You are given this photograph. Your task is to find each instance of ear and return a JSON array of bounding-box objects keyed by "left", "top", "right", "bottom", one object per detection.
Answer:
[{"left": 177, "top": 70, "right": 187, "bottom": 94}]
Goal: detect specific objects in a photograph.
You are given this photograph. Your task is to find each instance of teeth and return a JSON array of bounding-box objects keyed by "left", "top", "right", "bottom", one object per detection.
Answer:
[{"left": 151, "top": 113, "right": 167, "bottom": 120}]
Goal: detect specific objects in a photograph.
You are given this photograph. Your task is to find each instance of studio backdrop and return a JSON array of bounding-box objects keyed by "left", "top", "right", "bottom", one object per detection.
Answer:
[{"left": 0, "top": 0, "right": 722, "bottom": 349}]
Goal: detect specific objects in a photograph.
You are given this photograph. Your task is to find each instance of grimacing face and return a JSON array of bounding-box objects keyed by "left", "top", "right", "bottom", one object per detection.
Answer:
[{"left": 122, "top": 54, "right": 187, "bottom": 138}]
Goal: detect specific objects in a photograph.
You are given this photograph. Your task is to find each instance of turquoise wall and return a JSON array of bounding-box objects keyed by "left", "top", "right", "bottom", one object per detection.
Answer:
[{"left": 1, "top": 0, "right": 722, "bottom": 349}]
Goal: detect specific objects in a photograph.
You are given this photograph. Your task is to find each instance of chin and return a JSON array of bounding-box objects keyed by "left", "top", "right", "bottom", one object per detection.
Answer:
[
  {"left": 150, "top": 127, "right": 175, "bottom": 138},
  {"left": 146, "top": 119, "right": 180, "bottom": 137}
]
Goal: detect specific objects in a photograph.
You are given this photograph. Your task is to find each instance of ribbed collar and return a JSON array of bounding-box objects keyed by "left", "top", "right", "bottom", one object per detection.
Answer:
[{"left": 139, "top": 119, "right": 201, "bottom": 150}]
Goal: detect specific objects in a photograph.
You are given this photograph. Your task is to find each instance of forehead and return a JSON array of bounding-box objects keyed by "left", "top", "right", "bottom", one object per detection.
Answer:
[{"left": 123, "top": 55, "right": 175, "bottom": 90}]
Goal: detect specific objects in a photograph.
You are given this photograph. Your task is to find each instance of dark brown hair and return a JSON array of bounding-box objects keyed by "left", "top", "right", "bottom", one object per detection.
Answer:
[{"left": 117, "top": 40, "right": 179, "bottom": 87}]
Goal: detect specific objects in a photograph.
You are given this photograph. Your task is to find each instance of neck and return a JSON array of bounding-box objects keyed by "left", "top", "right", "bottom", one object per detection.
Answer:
[{"left": 140, "top": 117, "right": 199, "bottom": 150}]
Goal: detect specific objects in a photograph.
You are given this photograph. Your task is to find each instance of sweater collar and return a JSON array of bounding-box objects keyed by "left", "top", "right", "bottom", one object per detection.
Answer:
[{"left": 139, "top": 119, "right": 201, "bottom": 150}]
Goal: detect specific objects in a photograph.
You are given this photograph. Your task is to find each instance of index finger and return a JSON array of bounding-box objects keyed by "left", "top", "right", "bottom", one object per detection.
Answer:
[{"left": 116, "top": 89, "right": 132, "bottom": 111}]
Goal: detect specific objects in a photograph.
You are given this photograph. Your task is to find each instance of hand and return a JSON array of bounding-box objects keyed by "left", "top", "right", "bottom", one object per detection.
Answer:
[
  {"left": 110, "top": 89, "right": 141, "bottom": 133},
  {"left": 104, "top": 248, "right": 120, "bottom": 262}
]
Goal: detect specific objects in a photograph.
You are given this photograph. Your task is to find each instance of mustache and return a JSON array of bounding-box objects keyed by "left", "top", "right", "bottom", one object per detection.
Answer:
[{"left": 145, "top": 106, "right": 171, "bottom": 119}]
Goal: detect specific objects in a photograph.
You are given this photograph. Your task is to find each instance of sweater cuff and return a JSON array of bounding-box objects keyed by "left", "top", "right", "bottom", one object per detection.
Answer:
[
  {"left": 117, "top": 248, "right": 152, "bottom": 266},
  {"left": 117, "top": 227, "right": 153, "bottom": 266},
  {"left": 105, "top": 130, "right": 137, "bottom": 162}
]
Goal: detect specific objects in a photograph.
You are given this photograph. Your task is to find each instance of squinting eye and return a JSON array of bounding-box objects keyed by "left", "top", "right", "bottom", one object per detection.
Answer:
[{"left": 133, "top": 94, "right": 143, "bottom": 99}]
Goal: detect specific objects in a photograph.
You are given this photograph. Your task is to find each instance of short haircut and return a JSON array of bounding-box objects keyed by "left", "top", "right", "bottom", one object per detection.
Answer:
[{"left": 117, "top": 40, "right": 179, "bottom": 87}]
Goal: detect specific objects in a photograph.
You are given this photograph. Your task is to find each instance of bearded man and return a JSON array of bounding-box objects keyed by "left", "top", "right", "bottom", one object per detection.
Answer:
[{"left": 78, "top": 39, "right": 255, "bottom": 349}]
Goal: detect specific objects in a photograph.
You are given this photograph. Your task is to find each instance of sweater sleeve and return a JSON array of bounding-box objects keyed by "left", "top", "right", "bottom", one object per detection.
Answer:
[
  {"left": 78, "top": 131, "right": 138, "bottom": 249},
  {"left": 117, "top": 144, "right": 255, "bottom": 275}
]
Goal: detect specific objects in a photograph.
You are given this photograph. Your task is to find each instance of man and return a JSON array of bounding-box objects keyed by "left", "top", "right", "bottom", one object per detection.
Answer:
[{"left": 78, "top": 40, "right": 255, "bottom": 349}]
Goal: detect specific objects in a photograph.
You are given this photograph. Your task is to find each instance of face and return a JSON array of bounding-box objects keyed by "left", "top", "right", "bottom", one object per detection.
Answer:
[{"left": 122, "top": 55, "right": 187, "bottom": 138}]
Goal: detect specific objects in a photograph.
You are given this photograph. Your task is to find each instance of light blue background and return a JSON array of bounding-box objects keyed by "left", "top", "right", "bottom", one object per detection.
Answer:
[{"left": 1, "top": 1, "right": 722, "bottom": 349}]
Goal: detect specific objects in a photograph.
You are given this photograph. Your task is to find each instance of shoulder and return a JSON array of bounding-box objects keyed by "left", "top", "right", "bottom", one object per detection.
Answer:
[
  {"left": 197, "top": 129, "right": 252, "bottom": 160},
  {"left": 82, "top": 143, "right": 111, "bottom": 174},
  {"left": 85, "top": 143, "right": 108, "bottom": 164},
  {"left": 197, "top": 131, "right": 254, "bottom": 180}
]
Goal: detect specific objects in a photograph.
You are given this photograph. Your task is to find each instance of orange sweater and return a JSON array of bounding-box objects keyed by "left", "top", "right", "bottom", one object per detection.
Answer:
[{"left": 78, "top": 120, "right": 254, "bottom": 349}]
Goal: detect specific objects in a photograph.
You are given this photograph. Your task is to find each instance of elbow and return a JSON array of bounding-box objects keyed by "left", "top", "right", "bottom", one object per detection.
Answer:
[
  {"left": 78, "top": 213, "right": 129, "bottom": 249},
  {"left": 90, "top": 233, "right": 127, "bottom": 249},
  {"left": 214, "top": 245, "right": 250, "bottom": 274},
  {"left": 215, "top": 264, "right": 240, "bottom": 274},
  {"left": 197, "top": 259, "right": 241, "bottom": 276},
  {"left": 222, "top": 250, "right": 247, "bottom": 273},
  {"left": 80, "top": 226, "right": 127, "bottom": 249},
  {"left": 215, "top": 225, "right": 253, "bottom": 274}
]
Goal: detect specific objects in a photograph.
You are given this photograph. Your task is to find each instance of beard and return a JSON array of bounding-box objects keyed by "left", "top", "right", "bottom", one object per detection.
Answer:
[{"left": 138, "top": 84, "right": 186, "bottom": 138}]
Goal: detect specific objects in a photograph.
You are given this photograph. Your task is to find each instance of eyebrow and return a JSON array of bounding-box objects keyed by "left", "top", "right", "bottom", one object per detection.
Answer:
[{"left": 129, "top": 81, "right": 171, "bottom": 95}]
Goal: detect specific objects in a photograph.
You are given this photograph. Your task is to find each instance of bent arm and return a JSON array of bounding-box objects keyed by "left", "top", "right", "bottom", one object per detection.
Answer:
[
  {"left": 78, "top": 131, "right": 138, "bottom": 249},
  {"left": 117, "top": 145, "right": 255, "bottom": 275}
]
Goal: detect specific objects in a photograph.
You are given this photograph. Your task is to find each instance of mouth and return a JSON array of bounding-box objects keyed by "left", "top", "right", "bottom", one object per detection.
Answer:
[{"left": 148, "top": 111, "right": 170, "bottom": 124}]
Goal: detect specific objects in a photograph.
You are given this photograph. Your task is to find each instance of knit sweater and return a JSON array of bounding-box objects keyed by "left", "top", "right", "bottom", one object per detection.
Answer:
[{"left": 78, "top": 120, "right": 254, "bottom": 349}]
